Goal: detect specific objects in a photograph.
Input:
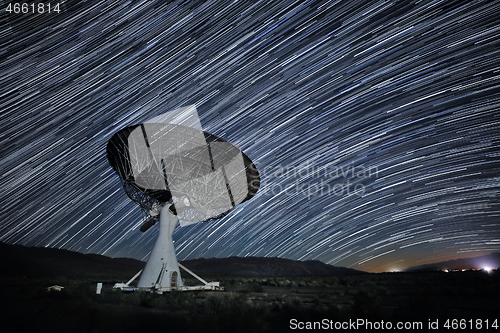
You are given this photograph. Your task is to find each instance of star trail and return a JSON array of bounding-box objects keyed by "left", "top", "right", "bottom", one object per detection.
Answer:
[{"left": 1, "top": 0, "right": 499, "bottom": 272}]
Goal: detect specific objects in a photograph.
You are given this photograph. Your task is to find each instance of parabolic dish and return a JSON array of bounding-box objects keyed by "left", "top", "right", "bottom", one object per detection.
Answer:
[{"left": 106, "top": 114, "right": 260, "bottom": 225}]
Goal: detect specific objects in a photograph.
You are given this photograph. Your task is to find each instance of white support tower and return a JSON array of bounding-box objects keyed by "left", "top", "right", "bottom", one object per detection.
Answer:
[
  {"left": 138, "top": 203, "right": 183, "bottom": 290},
  {"left": 131, "top": 202, "right": 223, "bottom": 293}
]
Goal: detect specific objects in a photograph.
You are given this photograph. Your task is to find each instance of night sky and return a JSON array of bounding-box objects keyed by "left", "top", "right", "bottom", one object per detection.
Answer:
[{"left": 1, "top": 0, "right": 499, "bottom": 272}]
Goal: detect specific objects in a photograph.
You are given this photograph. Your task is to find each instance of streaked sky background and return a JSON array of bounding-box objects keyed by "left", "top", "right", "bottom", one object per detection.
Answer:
[{"left": 1, "top": 0, "right": 499, "bottom": 272}]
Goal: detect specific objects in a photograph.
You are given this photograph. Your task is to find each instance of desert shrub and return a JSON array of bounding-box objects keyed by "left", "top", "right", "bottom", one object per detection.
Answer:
[
  {"left": 440, "top": 286, "right": 459, "bottom": 297},
  {"left": 102, "top": 290, "right": 122, "bottom": 305},
  {"left": 165, "top": 289, "right": 196, "bottom": 308},
  {"left": 150, "top": 295, "right": 167, "bottom": 308},
  {"left": 394, "top": 295, "right": 448, "bottom": 320},
  {"left": 375, "top": 286, "right": 390, "bottom": 297},
  {"left": 363, "top": 280, "right": 375, "bottom": 286},
  {"left": 139, "top": 292, "right": 156, "bottom": 308},
  {"left": 292, "top": 298, "right": 302, "bottom": 307},
  {"left": 122, "top": 291, "right": 141, "bottom": 306},
  {"left": 226, "top": 278, "right": 236, "bottom": 286},
  {"left": 274, "top": 295, "right": 284, "bottom": 303},
  {"left": 73, "top": 283, "right": 95, "bottom": 300},
  {"left": 242, "top": 280, "right": 264, "bottom": 293},
  {"left": 251, "top": 282, "right": 264, "bottom": 292},
  {"left": 352, "top": 290, "right": 382, "bottom": 319},
  {"left": 191, "top": 294, "right": 267, "bottom": 333},
  {"left": 319, "top": 292, "right": 329, "bottom": 299}
]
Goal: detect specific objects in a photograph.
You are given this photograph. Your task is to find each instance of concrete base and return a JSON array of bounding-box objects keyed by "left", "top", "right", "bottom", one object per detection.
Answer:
[{"left": 116, "top": 282, "right": 223, "bottom": 293}]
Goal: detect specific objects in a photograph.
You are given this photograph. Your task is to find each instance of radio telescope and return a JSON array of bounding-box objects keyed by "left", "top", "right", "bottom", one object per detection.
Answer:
[{"left": 106, "top": 105, "right": 260, "bottom": 292}]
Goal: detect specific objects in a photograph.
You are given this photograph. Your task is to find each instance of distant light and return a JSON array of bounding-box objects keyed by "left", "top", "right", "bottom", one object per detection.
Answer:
[
  {"left": 443, "top": 269, "right": 449, "bottom": 273},
  {"left": 483, "top": 267, "right": 492, "bottom": 273}
]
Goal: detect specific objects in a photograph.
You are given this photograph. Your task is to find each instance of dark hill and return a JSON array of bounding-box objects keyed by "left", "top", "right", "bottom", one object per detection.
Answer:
[
  {"left": 181, "top": 256, "right": 364, "bottom": 276},
  {"left": 404, "top": 252, "right": 500, "bottom": 272},
  {"left": 0, "top": 242, "right": 365, "bottom": 279},
  {"left": 0, "top": 242, "right": 144, "bottom": 279}
]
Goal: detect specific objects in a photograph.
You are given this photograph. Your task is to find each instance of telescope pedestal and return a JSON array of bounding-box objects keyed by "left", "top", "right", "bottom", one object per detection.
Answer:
[
  {"left": 118, "top": 203, "right": 223, "bottom": 293},
  {"left": 138, "top": 204, "right": 183, "bottom": 290}
]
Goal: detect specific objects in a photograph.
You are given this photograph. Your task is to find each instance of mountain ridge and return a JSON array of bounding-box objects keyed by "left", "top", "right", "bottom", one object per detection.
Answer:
[
  {"left": 0, "top": 242, "right": 364, "bottom": 278},
  {"left": 179, "top": 256, "right": 363, "bottom": 276},
  {"left": 404, "top": 252, "right": 500, "bottom": 272}
]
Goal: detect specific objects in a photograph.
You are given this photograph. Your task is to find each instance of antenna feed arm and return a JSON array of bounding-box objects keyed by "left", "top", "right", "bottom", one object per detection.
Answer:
[{"left": 173, "top": 197, "right": 213, "bottom": 217}]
